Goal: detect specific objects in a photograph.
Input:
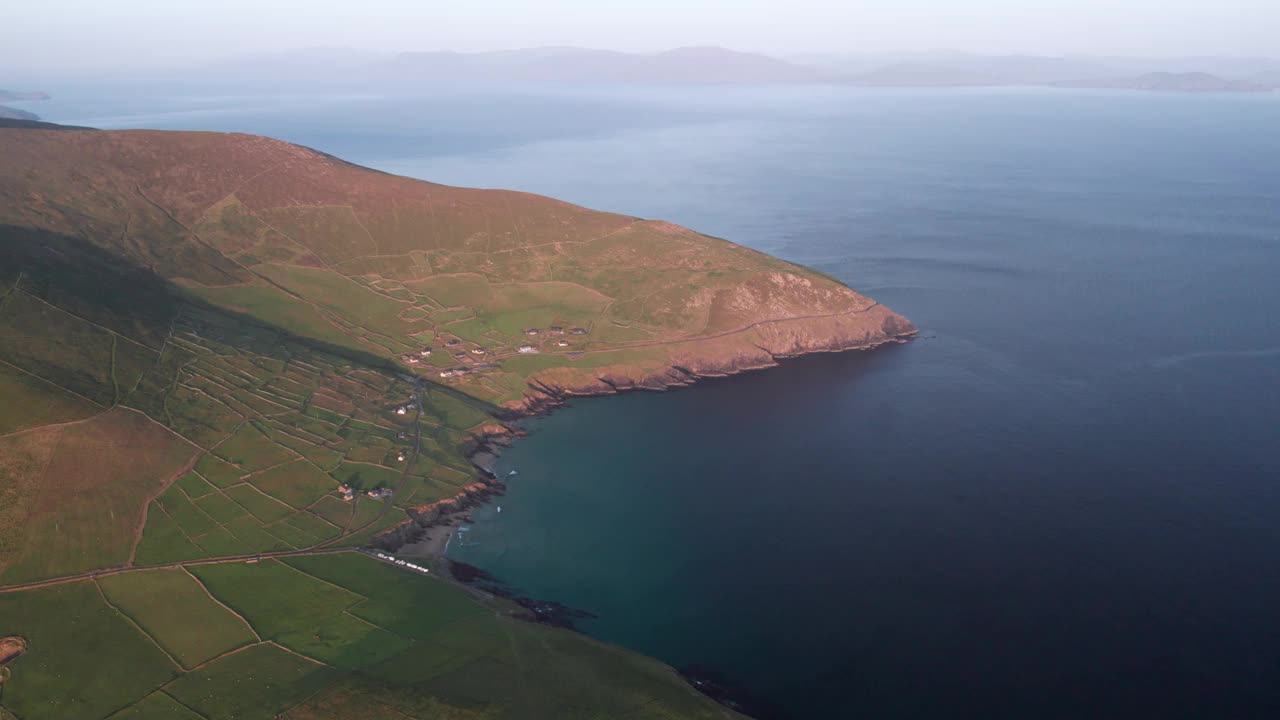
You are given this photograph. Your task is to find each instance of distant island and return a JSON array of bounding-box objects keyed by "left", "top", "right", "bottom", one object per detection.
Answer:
[
  {"left": 0, "top": 106, "right": 38, "bottom": 121},
  {"left": 0, "top": 89, "right": 48, "bottom": 123},
  {"left": 0, "top": 89, "right": 49, "bottom": 103}
]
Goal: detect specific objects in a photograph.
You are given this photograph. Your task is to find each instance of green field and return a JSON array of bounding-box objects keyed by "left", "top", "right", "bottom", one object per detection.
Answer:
[
  {"left": 284, "top": 554, "right": 483, "bottom": 640},
  {"left": 250, "top": 459, "right": 339, "bottom": 509},
  {"left": 164, "top": 642, "right": 332, "bottom": 720},
  {"left": 105, "top": 691, "right": 206, "bottom": 720},
  {"left": 1, "top": 552, "right": 739, "bottom": 720},
  {"left": 224, "top": 484, "right": 297, "bottom": 524},
  {"left": 98, "top": 568, "right": 258, "bottom": 669},
  {"left": 0, "top": 362, "right": 101, "bottom": 435},
  {"left": 212, "top": 423, "right": 297, "bottom": 471},
  {"left": 0, "top": 581, "right": 177, "bottom": 720},
  {"left": 188, "top": 559, "right": 364, "bottom": 639},
  {"left": 133, "top": 503, "right": 206, "bottom": 565}
]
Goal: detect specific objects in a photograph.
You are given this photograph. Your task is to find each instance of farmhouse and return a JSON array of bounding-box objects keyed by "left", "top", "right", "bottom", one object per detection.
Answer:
[
  {"left": 517, "top": 345, "right": 538, "bottom": 354},
  {"left": 471, "top": 348, "right": 486, "bottom": 355},
  {"left": 396, "top": 451, "right": 406, "bottom": 462},
  {"left": 524, "top": 328, "right": 540, "bottom": 336},
  {"left": 548, "top": 326, "right": 564, "bottom": 334},
  {"left": 557, "top": 340, "right": 569, "bottom": 347},
  {"left": 367, "top": 488, "right": 393, "bottom": 499},
  {"left": 439, "top": 370, "right": 455, "bottom": 378},
  {"left": 569, "top": 327, "right": 588, "bottom": 335},
  {"left": 419, "top": 348, "right": 432, "bottom": 356},
  {"left": 395, "top": 406, "right": 407, "bottom": 415}
]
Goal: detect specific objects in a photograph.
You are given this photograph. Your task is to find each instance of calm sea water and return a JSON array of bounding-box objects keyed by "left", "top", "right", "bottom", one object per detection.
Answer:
[{"left": 38, "top": 85, "right": 1280, "bottom": 718}]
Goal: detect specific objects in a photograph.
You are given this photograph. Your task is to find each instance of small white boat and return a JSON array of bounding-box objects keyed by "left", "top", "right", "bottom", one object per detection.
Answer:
[
  {"left": 508, "top": 470, "right": 518, "bottom": 476},
  {"left": 497, "top": 506, "right": 502, "bottom": 513}
]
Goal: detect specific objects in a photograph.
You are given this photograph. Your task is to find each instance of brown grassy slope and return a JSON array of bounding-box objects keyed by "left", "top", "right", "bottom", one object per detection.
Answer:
[
  {"left": 0, "top": 407, "right": 199, "bottom": 583},
  {"left": 0, "top": 127, "right": 913, "bottom": 410}
]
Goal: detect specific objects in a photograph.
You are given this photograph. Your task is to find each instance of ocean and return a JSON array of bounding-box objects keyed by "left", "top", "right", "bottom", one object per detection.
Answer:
[{"left": 34, "top": 83, "right": 1280, "bottom": 718}]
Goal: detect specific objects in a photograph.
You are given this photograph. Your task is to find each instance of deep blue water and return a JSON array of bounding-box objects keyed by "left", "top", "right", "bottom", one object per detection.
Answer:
[{"left": 36, "top": 85, "right": 1280, "bottom": 718}]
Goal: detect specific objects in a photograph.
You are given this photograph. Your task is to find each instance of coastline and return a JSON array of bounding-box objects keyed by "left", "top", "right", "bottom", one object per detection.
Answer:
[
  {"left": 366, "top": 321, "right": 915, "bottom": 715},
  {"left": 374, "top": 326, "right": 917, "bottom": 562}
]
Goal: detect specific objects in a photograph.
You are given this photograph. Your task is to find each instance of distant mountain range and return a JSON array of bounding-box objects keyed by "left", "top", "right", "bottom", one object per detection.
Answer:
[
  {"left": 0, "top": 89, "right": 49, "bottom": 103},
  {"left": 385, "top": 46, "right": 827, "bottom": 84},
  {"left": 0, "top": 106, "right": 39, "bottom": 121},
  {"left": 184, "top": 46, "right": 1280, "bottom": 93}
]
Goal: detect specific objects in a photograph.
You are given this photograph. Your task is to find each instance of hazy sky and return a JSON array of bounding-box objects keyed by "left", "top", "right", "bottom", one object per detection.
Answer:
[{"left": 7, "top": 0, "right": 1277, "bottom": 72}]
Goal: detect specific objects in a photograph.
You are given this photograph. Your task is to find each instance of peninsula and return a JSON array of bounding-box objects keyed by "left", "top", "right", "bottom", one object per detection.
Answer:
[
  {"left": 0, "top": 122, "right": 911, "bottom": 719},
  {"left": 0, "top": 90, "right": 48, "bottom": 123}
]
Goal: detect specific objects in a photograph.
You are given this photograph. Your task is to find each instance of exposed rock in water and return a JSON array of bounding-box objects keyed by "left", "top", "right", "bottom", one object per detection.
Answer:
[{"left": 447, "top": 561, "right": 598, "bottom": 630}]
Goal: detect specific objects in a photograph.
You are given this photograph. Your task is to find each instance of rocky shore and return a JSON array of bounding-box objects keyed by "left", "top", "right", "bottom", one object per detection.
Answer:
[
  {"left": 372, "top": 306, "right": 915, "bottom": 556},
  {"left": 505, "top": 304, "right": 916, "bottom": 415}
]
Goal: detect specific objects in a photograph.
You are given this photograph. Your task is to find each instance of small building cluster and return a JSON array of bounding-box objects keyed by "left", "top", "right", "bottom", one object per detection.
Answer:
[
  {"left": 337, "top": 484, "right": 355, "bottom": 502},
  {"left": 394, "top": 405, "right": 409, "bottom": 415},
  {"left": 396, "top": 451, "right": 406, "bottom": 462},
  {"left": 366, "top": 487, "right": 393, "bottom": 499},
  {"left": 372, "top": 551, "right": 429, "bottom": 574},
  {"left": 517, "top": 345, "right": 538, "bottom": 354},
  {"left": 419, "top": 347, "right": 432, "bottom": 357},
  {"left": 569, "top": 327, "right": 588, "bottom": 335},
  {"left": 400, "top": 353, "right": 421, "bottom": 364}
]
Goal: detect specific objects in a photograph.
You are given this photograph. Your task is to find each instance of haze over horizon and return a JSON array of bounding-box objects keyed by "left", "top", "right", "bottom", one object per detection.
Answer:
[{"left": 7, "top": 0, "right": 1277, "bottom": 74}]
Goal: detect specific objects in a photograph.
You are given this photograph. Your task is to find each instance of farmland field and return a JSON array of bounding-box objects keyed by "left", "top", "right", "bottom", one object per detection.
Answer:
[
  {"left": 250, "top": 459, "right": 339, "bottom": 508},
  {"left": 106, "top": 692, "right": 206, "bottom": 720},
  {"left": 0, "top": 581, "right": 177, "bottom": 720},
  {"left": 0, "top": 408, "right": 198, "bottom": 583},
  {"left": 188, "top": 559, "right": 364, "bottom": 639},
  {"left": 164, "top": 643, "right": 332, "bottom": 720},
  {"left": 0, "top": 363, "right": 100, "bottom": 434},
  {"left": 97, "top": 568, "right": 258, "bottom": 669}
]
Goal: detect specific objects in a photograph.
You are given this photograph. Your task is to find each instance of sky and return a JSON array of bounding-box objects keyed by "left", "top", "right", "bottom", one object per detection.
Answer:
[{"left": 6, "top": 0, "right": 1277, "bottom": 72}]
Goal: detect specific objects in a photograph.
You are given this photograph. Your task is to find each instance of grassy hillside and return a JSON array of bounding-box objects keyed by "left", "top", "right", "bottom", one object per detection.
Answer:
[
  {"left": 1, "top": 554, "right": 736, "bottom": 720},
  {"left": 0, "top": 125, "right": 912, "bottom": 410},
  {"left": 0, "top": 123, "right": 908, "bottom": 718}
]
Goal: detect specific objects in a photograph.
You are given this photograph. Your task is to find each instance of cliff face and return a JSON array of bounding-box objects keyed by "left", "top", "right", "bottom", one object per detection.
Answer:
[{"left": 510, "top": 299, "right": 914, "bottom": 413}]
